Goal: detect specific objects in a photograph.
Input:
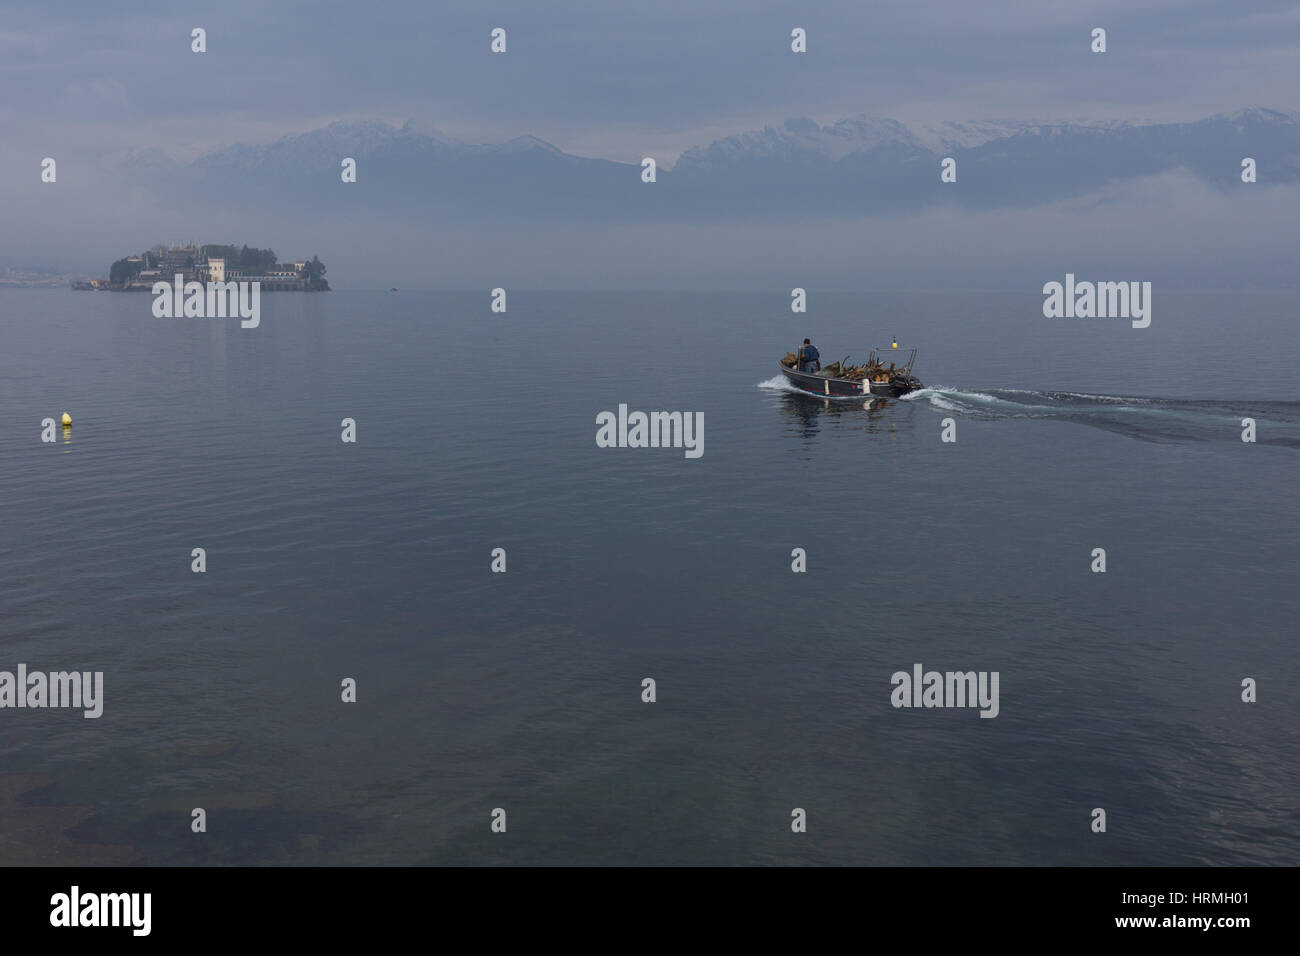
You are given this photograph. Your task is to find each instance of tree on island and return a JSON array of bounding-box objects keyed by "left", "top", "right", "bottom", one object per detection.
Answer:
[
  {"left": 201, "top": 244, "right": 239, "bottom": 264},
  {"left": 304, "top": 255, "right": 330, "bottom": 291},
  {"left": 241, "top": 246, "right": 276, "bottom": 274},
  {"left": 110, "top": 257, "right": 143, "bottom": 285},
  {"left": 200, "top": 244, "right": 277, "bottom": 274}
]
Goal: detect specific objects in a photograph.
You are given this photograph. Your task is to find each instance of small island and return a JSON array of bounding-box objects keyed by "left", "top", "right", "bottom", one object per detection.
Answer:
[{"left": 73, "top": 243, "right": 330, "bottom": 291}]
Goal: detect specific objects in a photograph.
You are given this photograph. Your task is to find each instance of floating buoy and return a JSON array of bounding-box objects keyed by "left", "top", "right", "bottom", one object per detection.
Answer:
[{"left": 61, "top": 412, "right": 72, "bottom": 426}]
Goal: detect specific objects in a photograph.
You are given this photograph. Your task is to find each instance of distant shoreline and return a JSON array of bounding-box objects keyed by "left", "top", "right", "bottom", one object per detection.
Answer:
[{"left": 71, "top": 281, "right": 329, "bottom": 292}]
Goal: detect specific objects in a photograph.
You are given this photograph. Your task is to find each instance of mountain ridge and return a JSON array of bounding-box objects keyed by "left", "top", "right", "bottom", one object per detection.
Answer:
[{"left": 122, "top": 108, "right": 1300, "bottom": 225}]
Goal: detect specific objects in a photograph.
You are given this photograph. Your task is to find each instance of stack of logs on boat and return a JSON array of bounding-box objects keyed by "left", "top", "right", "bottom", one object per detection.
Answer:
[{"left": 782, "top": 353, "right": 897, "bottom": 383}]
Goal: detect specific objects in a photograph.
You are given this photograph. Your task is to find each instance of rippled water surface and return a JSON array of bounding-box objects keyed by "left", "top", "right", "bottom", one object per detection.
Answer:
[{"left": 2, "top": 288, "right": 1297, "bottom": 865}]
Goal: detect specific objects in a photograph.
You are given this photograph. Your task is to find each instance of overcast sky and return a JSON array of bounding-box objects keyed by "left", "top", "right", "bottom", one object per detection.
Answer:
[{"left": 3, "top": 0, "right": 1299, "bottom": 163}]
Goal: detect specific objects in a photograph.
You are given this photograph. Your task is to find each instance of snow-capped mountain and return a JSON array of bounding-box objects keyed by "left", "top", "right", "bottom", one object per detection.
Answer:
[{"left": 137, "top": 109, "right": 1300, "bottom": 225}]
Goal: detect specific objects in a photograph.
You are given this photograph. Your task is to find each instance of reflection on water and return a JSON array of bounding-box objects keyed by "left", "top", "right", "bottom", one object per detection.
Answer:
[{"left": 779, "top": 392, "right": 897, "bottom": 440}]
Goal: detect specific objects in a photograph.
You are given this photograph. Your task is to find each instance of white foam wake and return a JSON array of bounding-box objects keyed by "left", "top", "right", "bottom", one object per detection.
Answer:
[
  {"left": 756, "top": 375, "right": 799, "bottom": 392},
  {"left": 756, "top": 375, "right": 874, "bottom": 401}
]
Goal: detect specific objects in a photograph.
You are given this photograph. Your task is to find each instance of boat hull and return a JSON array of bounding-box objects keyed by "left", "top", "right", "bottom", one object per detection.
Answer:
[{"left": 778, "top": 363, "right": 921, "bottom": 398}]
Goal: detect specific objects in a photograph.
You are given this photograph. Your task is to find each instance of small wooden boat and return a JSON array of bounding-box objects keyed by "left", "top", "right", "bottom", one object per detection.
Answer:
[{"left": 778, "top": 346, "right": 924, "bottom": 398}]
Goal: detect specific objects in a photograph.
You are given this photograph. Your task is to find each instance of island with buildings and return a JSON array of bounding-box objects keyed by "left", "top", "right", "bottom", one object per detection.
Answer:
[{"left": 72, "top": 243, "right": 330, "bottom": 291}]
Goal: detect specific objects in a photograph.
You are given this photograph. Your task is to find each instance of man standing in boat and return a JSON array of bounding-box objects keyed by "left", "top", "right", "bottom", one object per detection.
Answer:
[{"left": 797, "top": 338, "right": 820, "bottom": 373}]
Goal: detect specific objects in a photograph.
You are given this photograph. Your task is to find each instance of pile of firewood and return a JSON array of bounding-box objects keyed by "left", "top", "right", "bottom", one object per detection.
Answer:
[
  {"left": 781, "top": 352, "right": 897, "bottom": 382},
  {"left": 838, "top": 360, "right": 898, "bottom": 383}
]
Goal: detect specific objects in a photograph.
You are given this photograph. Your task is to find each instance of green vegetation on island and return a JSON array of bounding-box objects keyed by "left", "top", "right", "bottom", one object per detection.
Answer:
[{"left": 103, "top": 244, "right": 329, "bottom": 291}]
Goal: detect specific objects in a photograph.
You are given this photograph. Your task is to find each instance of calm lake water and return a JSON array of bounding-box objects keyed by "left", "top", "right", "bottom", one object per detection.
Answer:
[{"left": 2, "top": 287, "right": 1298, "bottom": 865}]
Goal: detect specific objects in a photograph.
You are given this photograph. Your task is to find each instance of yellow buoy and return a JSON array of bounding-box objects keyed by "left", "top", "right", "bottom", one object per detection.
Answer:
[{"left": 61, "top": 412, "right": 71, "bottom": 426}]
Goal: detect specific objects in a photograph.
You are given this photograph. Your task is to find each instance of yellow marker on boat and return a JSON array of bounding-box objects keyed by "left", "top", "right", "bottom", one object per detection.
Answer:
[{"left": 61, "top": 412, "right": 72, "bottom": 426}]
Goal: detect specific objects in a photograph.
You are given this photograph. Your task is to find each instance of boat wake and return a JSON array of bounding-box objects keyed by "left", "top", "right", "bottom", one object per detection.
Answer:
[
  {"left": 756, "top": 375, "right": 870, "bottom": 401},
  {"left": 899, "top": 387, "right": 1300, "bottom": 446}
]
